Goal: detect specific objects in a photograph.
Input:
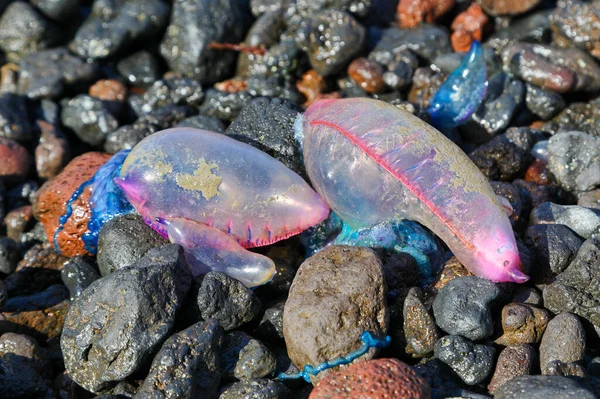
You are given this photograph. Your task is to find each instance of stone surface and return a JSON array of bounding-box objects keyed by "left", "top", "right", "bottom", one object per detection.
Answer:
[
  {"left": 61, "top": 256, "right": 100, "bottom": 300},
  {"left": 397, "top": 0, "right": 454, "bottom": 29},
  {"left": 488, "top": 344, "right": 536, "bottom": 394},
  {"left": 525, "top": 84, "right": 566, "bottom": 121},
  {"left": 542, "top": 102, "right": 600, "bottom": 136},
  {"left": 0, "top": 138, "right": 31, "bottom": 183},
  {"left": 548, "top": 131, "right": 600, "bottom": 193},
  {"left": 309, "top": 358, "right": 431, "bottom": 399},
  {"left": 197, "top": 272, "right": 262, "bottom": 331},
  {"left": 539, "top": 313, "right": 586, "bottom": 375},
  {"left": 347, "top": 58, "right": 385, "bottom": 94},
  {"left": 550, "top": 0, "right": 600, "bottom": 59},
  {"left": 97, "top": 214, "right": 168, "bottom": 276},
  {"left": 485, "top": 10, "right": 551, "bottom": 51},
  {"left": 219, "top": 378, "right": 291, "bottom": 399},
  {"left": 61, "top": 94, "right": 119, "bottom": 146},
  {"left": 494, "top": 375, "right": 596, "bottom": 399},
  {"left": 530, "top": 202, "right": 600, "bottom": 239},
  {"left": 469, "top": 130, "right": 533, "bottom": 181},
  {"left": 136, "top": 319, "right": 224, "bottom": 399},
  {"left": 451, "top": 3, "right": 490, "bottom": 53},
  {"left": 432, "top": 276, "right": 500, "bottom": 341},
  {"left": 2, "top": 284, "right": 68, "bottom": 312},
  {"left": 478, "top": 0, "right": 541, "bottom": 16},
  {"left": 61, "top": 245, "right": 192, "bottom": 392},
  {"left": 117, "top": 50, "right": 161, "bottom": 88},
  {"left": 0, "top": 353, "right": 53, "bottom": 398},
  {"left": 175, "top": 114, "right": 226, "bottom": 132},
  {"left": 255, "top": 301, "right": 285, "bottom": 342},
  {"left": 225, "top": 97, "right": 304, "bottom": 176},
  {"left": 371, "top": 25, "right": 451, "bottom": 63},
  {"left": 35, "top": 121, "right": 70, "bottom": 180},
  {"left": 283, "top": 246, "right": 388, "bottom": 383},
  {"left": 34, "top": 152, "right": 111, "bottom": 257},
  {"left": 160, "top": 0, "right": 252, "bottom": 84},
  {"left": 0, "top": 94, "right": 33, "bottom": 142},
  {"left": 434, "top": 335, "right": 495, "bottom": 385},
  {"left": 220, "top": 331, "right": 276, "bottom": 381},
  {"left": 127, "top": 77, "right": 204, "bottom": 117},
  {"left": 403, "top": 287, "right": 438, "bottom": 358},
  {"left": 0, "top": 300, "right": 69, "bottom": 341},
  {"left": 0, "top": 237, "right": 19, "bottom": 275},
  {"left": 495, "top": 302, "right": 550, "bottom": 346}
]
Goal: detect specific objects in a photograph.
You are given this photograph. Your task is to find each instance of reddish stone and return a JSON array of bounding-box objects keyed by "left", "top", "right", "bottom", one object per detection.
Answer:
[
  {"left": 0, "top": 137, "right": 31, "bottom": 183},
  {"left": 0, "top": 300, "right": 69, "bottom": 341},
  {"left": 451, "top": 3, "right": 490, "bottom": 52},
  {"left": 89, "top": 79, "right": 127, "bottom": 102},
  {"left": 530, "top": 120, "right": 545, "bottom": 129},
  {"left": 4, "top": 205, "right": 34, "bottom": 241},
  {"left": 309, "top": 358, "right": 431, "bottom": 399},
  {"left": 397, "top": 0, "right": 455, "bottom": 29},
  {"left": 347, "top": 58, "right": 386, "bottom": 94},
  {"left": 35, "top": 121, "right": 70, "bottom": 180},
  {"left": 215, "top": 77, "right": 248, "bottom": 93},
  {"left": 297, "top": 69, "right": 341, "bottom": 107},
  {"left": 525, "top": 159, "right": 549, "bottom": 185},
  {"left": 34, "top": 152, "right": 112, "bottom": 257}
]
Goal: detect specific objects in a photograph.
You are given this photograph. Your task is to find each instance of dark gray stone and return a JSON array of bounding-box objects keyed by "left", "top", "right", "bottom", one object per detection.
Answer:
[
  {"left": 525, "top": 84, "right": 566, "bottom": 121},
  {"left": 17, "top": 48, "right": 98, "bottom": 101},
  {"left": 0, "top": 94, "right": 32, "bottom": 142},
  {"left": 539, "top": 313, "right": 586, "bottom": 374},
  {"left": 469, "top": 130, "right": 533, "bottom": 181},
  {"left": 0, "top": 333, "right": 52, "bottom": 377},
  {"left": 61, "top": 244, "right": 192, "bottom": 393},
  {"left": 197, "top": 272, "right": 262, "bottom": 331},
  {"left": 432, "top": 276, "right": 501, "bottom": 341},
  {"left": 128, "top": 77, "right": 204, "bottom": 117},
  {"left": 524, "top": 224, "right": 583, "bottom": 281},
  {"left": 104, "top": 105, "right": 198, "bottom": 154},
  {"left": 545, "top": 360, "right": 587, "bottom": 378},
  {"left": 225, "top": 97, "right": 304, "bottom": 176},
  {"left": 0, "top": 2, "right": 61, "bottom": 62},
  {"left": 0, "top": 355, "right": 53, "bottom": 398},
  {"left": 135, "top": 319, "right": 224, "bottom": 399},
  {"left": 486, "top": 10, "right": 551, "bottom": 50},
  {"left": 369, "top": 24, "right": 451, "bottom": 64},
  {"left": 542, "top": 102, "right": 600, "bottom": 137},
  {"left": 61, "top": 256, "right": 101, "bottom": 300},
  {"left": 61, "top": 94, "right": 119, "bottom": 146},
  {"left": 2, "top": 284, "right": 68, "bottom": 312},
  {"left": 117, "top": 50, "right": 161, "bottom": 88},
  {"left": 255, "top": 301, "right": 285, "bottom": 341},
  {"left": 305, "top": 10, "right": 365, "bottom": 76},
  {"left": 530, "top": 202, "right": 600, "bottom": 239},
  {"left": 176, "top": 115, "right": 226, "bottom": 133},
  {"left": 220, "top": 331, "right": 276, "bottom": 381},
  {"left": 0, "top": 280, "right": 6, "bottom": 309},
  {"left": 70, "top": 0, "right": 170, "bottom": 59},
  {"left": 97, "top": 214, "right": 168, "bottom": 276},
  {"left": 0, "top": 237, "right": 19, "bottom": 275},
  {"left": 160, "top": 0, "right": 252, "bottom": 84},
  {"left": 434, "top": 335, "right": 495, "bottom": 385},
  {"left": 199, "top": 89, "right": 254, "bottom": 122},
  {"left": 494, "top": 375, "right": 596, "bottom": 399},
  {"left": 218, "top": 379, "right": 291, "bottom": 399},
  {"left": 548, "top": 131, "right": 600, "bottom": 193}
]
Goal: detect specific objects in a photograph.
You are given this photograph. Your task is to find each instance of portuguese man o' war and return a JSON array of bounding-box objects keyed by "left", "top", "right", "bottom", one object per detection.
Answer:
[
  {"left": 428, "top": 41, "right": 487, "bottom": 131},
  {"left": 115, "top": 128, "right": 330, "bottom": 287},
  {"left": 298, "top": 97, "right": 528, "bottom": 283}
]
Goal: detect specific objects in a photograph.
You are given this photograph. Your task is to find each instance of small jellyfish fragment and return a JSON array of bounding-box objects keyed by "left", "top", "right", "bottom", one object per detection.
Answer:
[{"left": 428, "top": 40, "right": 487, "bottom": 130}]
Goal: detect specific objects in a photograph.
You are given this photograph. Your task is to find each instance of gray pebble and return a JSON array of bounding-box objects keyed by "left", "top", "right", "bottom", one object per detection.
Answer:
[
  {"left": 539, "top": 313, "right": 586, "bottom": 374},
  {"left": 494, "top": 375, "right": 596, "bottom": 399},
  {"left": 434, "top": 335, "right": 495, "bottom": 386}
]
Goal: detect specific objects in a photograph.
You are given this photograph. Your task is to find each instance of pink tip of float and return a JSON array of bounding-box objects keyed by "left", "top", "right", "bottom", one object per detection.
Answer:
[{"left": 507, "top": 267, "right": 530, "bottom": 284}]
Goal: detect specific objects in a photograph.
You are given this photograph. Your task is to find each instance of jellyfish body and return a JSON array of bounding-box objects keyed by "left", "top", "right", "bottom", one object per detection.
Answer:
[
  {"left": 117, "top": 128, "right": 330, "bottom": 287},
  {"left": 299, "top": 98, "right": 528, "bottom": 283}
]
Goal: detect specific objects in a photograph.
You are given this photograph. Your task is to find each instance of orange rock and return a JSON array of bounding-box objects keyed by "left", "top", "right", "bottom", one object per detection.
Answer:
[
  {"left": 0, "top": 301, "right": 69, "bottom": 341},
  {"left": 89, "top": 79, "right": 127, "bottom": 102},
  {"left": 451, "top": 3, "right": 490, "bottom": 52},
  {"left": 525, "top": 159, "right": 549, "bottom": 185},
  {"left": 0, "top": 137, "right": 31, "bottom": 183},
  {"left": 397, "top": 0, "right": 455, "bottom": 29},
  {"left": 347, "top": 58, "right": 386, "bottom": 94},
  {"left": 310, "top": 358, "right": 431, "bottom": 399},
  {"left": 34, "top": 152, "right": 112, "bottom": 257},
  {"left": 529, "top": 120, "right": 545, "bottom": 129},
  {"left": 214, "top": 77, "right": 248, "bottom": 93},
  {"left": 297, "top": 69, "right": 341, "bottom": 107}
]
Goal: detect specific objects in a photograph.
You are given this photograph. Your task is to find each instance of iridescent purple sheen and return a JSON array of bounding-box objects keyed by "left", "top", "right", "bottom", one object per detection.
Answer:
[{"left": 428, "top": 41, "right": 487, "bottom": 130}]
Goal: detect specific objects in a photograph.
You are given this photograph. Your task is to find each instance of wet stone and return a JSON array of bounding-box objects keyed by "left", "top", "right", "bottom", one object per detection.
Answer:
[
  {"left": 35, "top": 121, "right": 70, "bottom": 180},
  {"left": 17, "top": 48, "right": 98, "bottom": 101},
  {"left": 550, "top": 0, "right": 600, "bottom": 59},
  {"left": 219, "top": 378, "right": 291, "bottom": 399},
  {"left": 6, "top": 180, "right": 38, "bottom": 209},
  {"left": 501, "top": 43, "right": 600, "bottom": 93},
  {"left": 469, "top": 130, "right": 533, "bottom": 181},
  {"left": 494, "top": 374, "right": 596, "bottom": 399},
  {"left": 539, "top": 313, "right": 586, "bottom": 375},
  {"left": 490, "top": 181, "right": 524, "bottom": 228},
  {"left": 545, "top": 360, "right": 587, "bottom": 378},
  {"left": 403, "top": 287, "right": 438, "bottom": 358},
  {"left": 525, "top": 84, "right": 566, "bottom": 121},
  {"left": 0, "top": 1, "right": 61, "bottom": 62},
  {"left": 225, "top": 97, "right": 305, "bottom": 177},
  {"left": 530, "top": 202, "right": 600, "bottom": 240},
  {"left": 542, "top": 102, "right": 600, "bottom": 137},
  {"left": 514, "top": 179, "right": 558, "bottom": 212},
  {"left": 160, "top": 0, "right": 252, "bottom": 84},
  {"left": 434, "top": 335, "right": 495, "bottom": 385},
  {"left": 304, "top": 10, "right": 365, "bottom": 77},
  {"left": 199, "top": 89, "right": 254, "bottom": 122},
  {"left": 2, "top": 284, "right": 68, "bottom": 312},
  {"left": 488, "top": 344, "right": 536, "bottom": 394},
  {"left": 0, "top": 237, "right": 19, "bottom": 275},
  {"left": 0, "top": 353, "right": 53, "bottom": 398},
  {"left": 176, "top": 115, "right": 226, "bottom": 133},
  {"left": 432, "top": 276, "right": 500, "bottom": 341},
  {"left": 220, "top": 331, "right": 276, "bottom": 381},
  {"left": 61, "top": 95, "right": 119, "bottom": 147},
  {"left": 524, "top": 224, "right": 583, "bottom": 282},
  {"left": 30, "top": 0, "right": 79, "bottom": 21},
  {"left": 0, "top": 94, "right": 32, "bottom": 142},
  {"left": 60, "top": 245, "right": 192, "bottom": 393},
  {"left": 97, "top": 214, "right": 168, "bottom": 277},
  {"left": 485, "top": 10, "right": 551, "bottom": 51},
  {"left": 4, "top": 205, "right": 34, "bottom": 242},
  {"left": 61, "top": 256, "right": 100, "bottom": 300},
  {"left": 197, "top": 272, "right": 262, "bottom": 331},
  {"left": 543, "top": 239, "right": 600, "bottom": 330},
  {"left": 369, "top": 24, "right": 452, "bottom": 64},
  {"left": 578, "top": 189, "right": 600, "bottom": 209},
  {"left": 479, "top": 0, "right": 541, "bottom": 16},
  {"left": 347, "top": 58, "right": 385, "bottom": 94},
  {"left": 116, "top": 50, "right": 161, "bottom": 88},
  {"left": 283, "top": 246, "right": 388, "bottom": 384},
  {"left": 310, "top": 358, "right": 432, "bottom": 399},
  {"left": 407, "top": 67, "right": 445, "bottom": 109},
  {"left": 450, "top": 3, "right": 490, "bottom": 53},
  {"left": 397, "top": 0, "right": 455, "bottom": 29},
  {"left": 495, "top": 302, "right": 550, "bottom": 346},
  {"left": 254, "top": 301, "right": 285, "bottom": 342},
  {"left": 128, "top": 77, "right": 203, "bottom": 117},
  {"left": 0, "top": 280, "right": 6, "bottom": 309},
  {"left": 548, "top": 131, "right": 600, "bottom": 193},
  {"left": 136, "top": 319, "right": 224, "bottom": 399},
  {"left": 104, "top": 104, "right": 197, "bottom": 153},
  {"left": 70, "top": 0, "right": 170, "bottom": 60}
]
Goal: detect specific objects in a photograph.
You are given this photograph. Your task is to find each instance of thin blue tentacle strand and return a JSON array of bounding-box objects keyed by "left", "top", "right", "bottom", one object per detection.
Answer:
[
  {"left": 428, "top": 40, "right": 487, "bottom": 131},
  {"left": 278, "top": 331, "right": 391, "bottom": 383}
]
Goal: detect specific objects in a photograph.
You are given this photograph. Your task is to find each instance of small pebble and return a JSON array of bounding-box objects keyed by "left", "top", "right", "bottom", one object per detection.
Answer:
[
  {"left": 530, "top": 202, "right": 600, "bottom": 239},
  {"left": 548, "top": 131, "right": 600, "bottom": 193},
  {"left": 397, "top": 0, "right": 454, "bottom": 29},
  {"left": 60, "top": 95, "right": 119, "bottom": 147},
  {"left": 347, "top": 58, "right": 386, "bottom": 94},
  {"left": 451, "top": 3, "right": 490, "bottom": 52},
  {"left": 488, "top": 344, "right": 536, "bottom": 394},
  {"left": 403, "top": 287, "right": 439, "bottom": 357},
  {"left": 494, "top": 375, "right": 596, "bottom": 399},
  {"left": 0, "top": 138, "right": 31, "bottom": 183},
  {"left": 434, "top": 335, "right": 495, "bottom": 385},
  {"left": 495, "top": 302, "right": 550, "bottom": 346},
  {"left": 219, "top": 378, "right": 291, "bottom": 399},
  {"left": 34, "top": 121, "right": 70, "bottom": 180},
  {"left": 116, "top": 50, "right": 161, "bottom": 88},
  {"left": 60, "top": 256, "right": 100, "bottom": 300},
  {"left": 539, "top": 313, "right": 586, "bottom": 375}
]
